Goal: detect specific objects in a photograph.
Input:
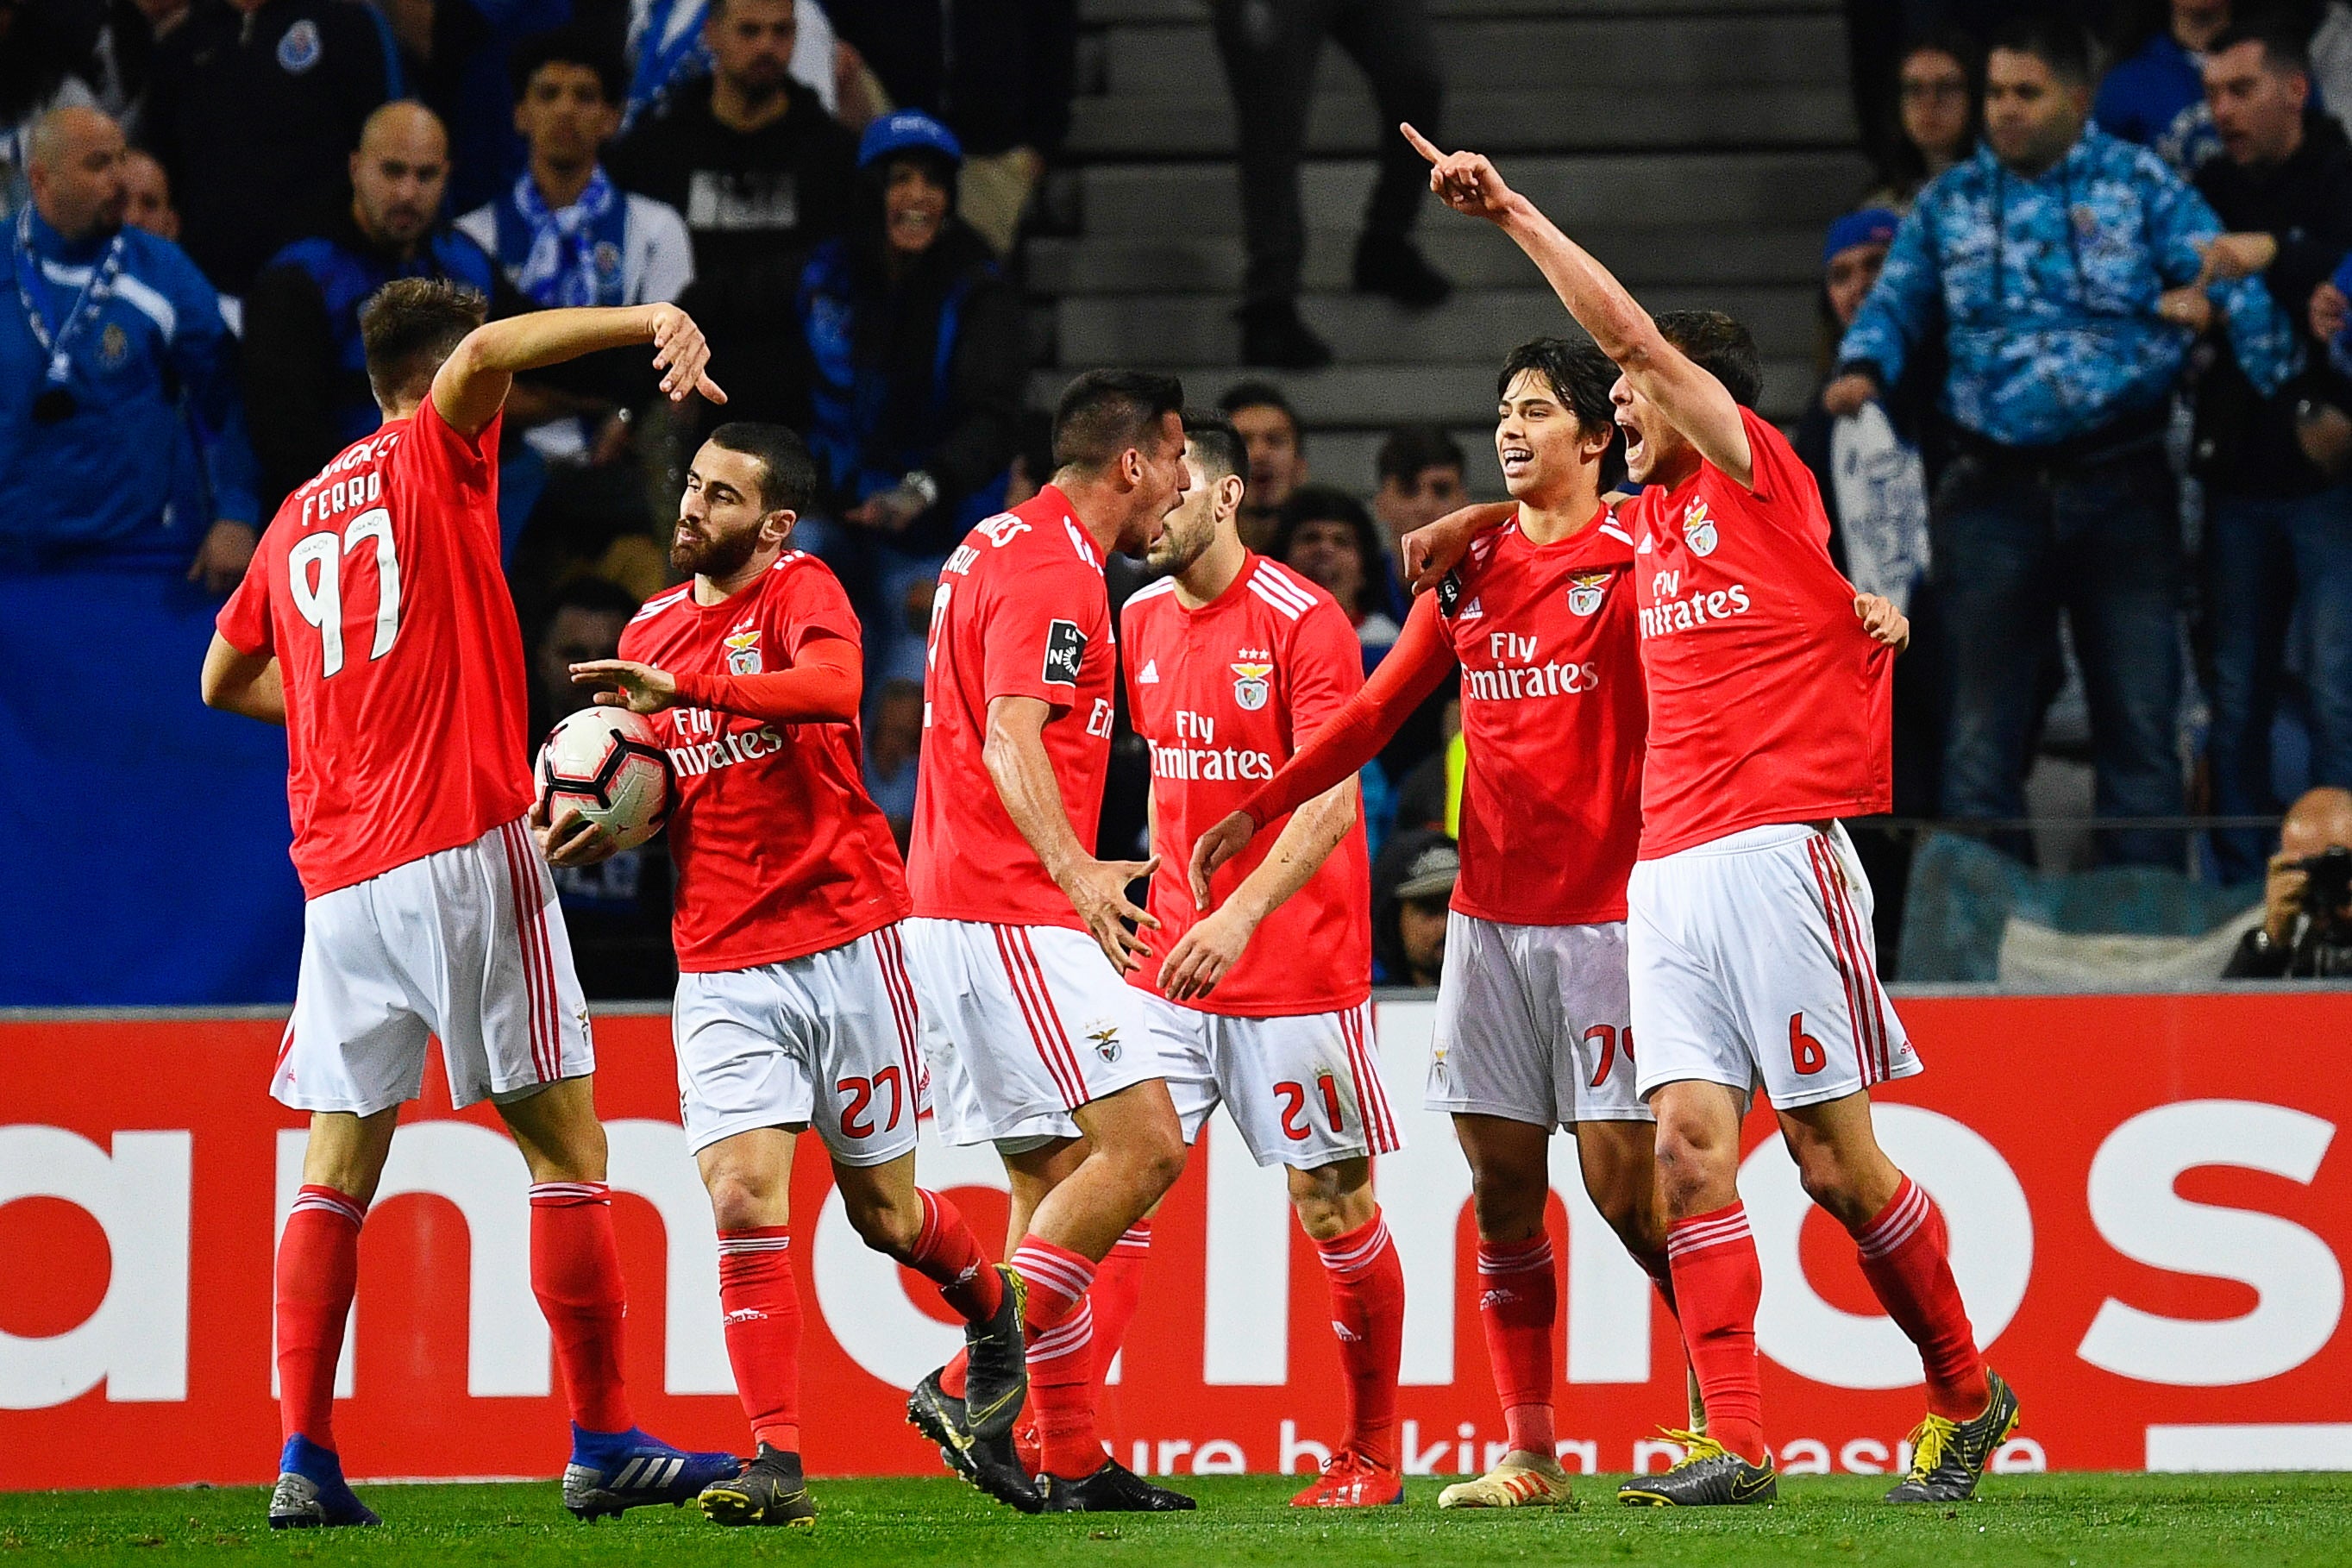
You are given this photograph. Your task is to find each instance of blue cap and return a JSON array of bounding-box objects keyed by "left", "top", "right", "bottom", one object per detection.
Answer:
[
  {"left": 1823, "top": 208, "right": 1901, "bottom": 267},
  {"left": 858, "top": 110, "right": 963, "bottom": 171}
]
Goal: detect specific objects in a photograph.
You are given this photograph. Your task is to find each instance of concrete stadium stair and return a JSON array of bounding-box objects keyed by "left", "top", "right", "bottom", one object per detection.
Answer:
[{"left": 1038, "top": 0, "right": 1861, "bottom": 491}]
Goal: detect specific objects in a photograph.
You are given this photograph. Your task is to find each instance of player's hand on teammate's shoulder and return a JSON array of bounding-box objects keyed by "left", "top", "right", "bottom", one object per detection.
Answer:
[
  {"left": 1159, "top": 901, "right": 1257, "bottom": 1002},
  {"left": 1059, "top": 852, "right": 1162, "bottom": 974},
  {"left": 643, "top": 303, "right": 727, "bottom": 406},
  {"left": 1402, "top": 122, "right": 1518, "bottom": 223},
  {"left": 1853, "top": 593, "right": 1910, "bottom": 655},
  {"left": 1400, "top": 501, "right": 1503, "bottom": 593},
  {"left": 1189, "top": 812, "right": 1258, "bottom": 907},
  {"left": 530, "top": 795, "right": 620, "bottom": 869},
  {"left": 572, "top": 659, "right": 681, "bottom": 713}
]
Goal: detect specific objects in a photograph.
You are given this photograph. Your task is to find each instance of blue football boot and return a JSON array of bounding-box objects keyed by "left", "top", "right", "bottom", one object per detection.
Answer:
[
  {"left": 562, "top": 1425, "right": 743, "bottom": 1521},
  {"left": 267, "top": 1435, "right": 382, "bottom": 1529}
]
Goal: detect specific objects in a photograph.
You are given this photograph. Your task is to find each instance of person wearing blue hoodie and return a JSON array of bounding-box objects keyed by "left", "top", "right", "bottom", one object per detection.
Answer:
[
  {"left": 1829, "top": 17, "right": 2299, "bottom": 869},
  {"left": 2094, "top": 0, "right": 2233, "bottom": 174}
]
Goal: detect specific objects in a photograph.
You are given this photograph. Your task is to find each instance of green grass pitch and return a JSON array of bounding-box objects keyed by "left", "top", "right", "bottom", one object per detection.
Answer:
[{"left": 4, "top": 1473, "right": 2349, "bottom": 1566}]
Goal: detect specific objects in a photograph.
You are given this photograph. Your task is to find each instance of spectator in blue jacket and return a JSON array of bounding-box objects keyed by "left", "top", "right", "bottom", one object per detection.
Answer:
[
  {"left": 0, "top": 105, "right": 256, "bottom": 583},
  {"left": 241, "top": 101, "right": 499, "bottom": 513},
  {"left": 2095, "top": 0, "right": 2233, "bottom": 174},
  {"left": 1828, "top": 17, "right": 2300, "bottom": 867}
]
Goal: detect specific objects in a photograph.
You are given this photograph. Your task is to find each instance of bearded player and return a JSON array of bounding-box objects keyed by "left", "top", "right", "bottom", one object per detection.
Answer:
[
  {"left": 1197, "top": 338, "right": 1680, "bottom": 1511},
  {"left": 901, "top": 370, "right": 1200, "bottom": 1514},
  {"left": 199, "top": 282, "right": 741, "bottom": 1528},
  {"left": 1400, "top": 126, "right": 2016, "bottom": 1508},
  {"left": 1116, "top": 411, "right": 1406, "bottom": 1508},
  {"left": 543, "top": 423, "right": 1027, "bottom": 1527}
]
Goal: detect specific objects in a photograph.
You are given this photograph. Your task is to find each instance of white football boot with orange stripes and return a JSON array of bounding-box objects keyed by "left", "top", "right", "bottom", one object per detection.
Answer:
[{"left": 1435, "top": 1451, "right": 1578, "bottom": 1509}]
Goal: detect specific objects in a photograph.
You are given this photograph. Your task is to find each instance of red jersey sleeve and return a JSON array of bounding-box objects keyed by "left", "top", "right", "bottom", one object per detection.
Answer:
[
  {"left": 1285, "top": 597, "right": 1365, "bottom": 739},
  {"left": 1733, "top": 406, "right": 1836, "bottom": 549},
  {"left": 216, "top": 544, "right": 275, "bottom": 655},
  {"left": 772, "top": 558, "right": 865, "bottom": 661},
  {"left": 399, "top": 400, "right": 503, "bottom": 551},
  {"left": 1241, "top": 592, "right": 1454, "bottom": 825},
  {"left": 980, "top": 558, "right": 1103, "bottom": 712}
]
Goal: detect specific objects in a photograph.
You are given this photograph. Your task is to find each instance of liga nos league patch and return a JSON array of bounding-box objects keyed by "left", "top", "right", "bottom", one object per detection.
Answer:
[{"left": 1043, "top": 619, "right": 1086, "bottom": 684}]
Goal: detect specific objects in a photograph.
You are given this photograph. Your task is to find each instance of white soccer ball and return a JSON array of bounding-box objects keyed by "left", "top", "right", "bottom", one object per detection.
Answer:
[{"left": 535, "top": 706, "right": 674, "bottom": 851}]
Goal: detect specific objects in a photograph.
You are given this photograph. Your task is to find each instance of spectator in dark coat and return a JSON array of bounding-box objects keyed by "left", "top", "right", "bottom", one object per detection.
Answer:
[
  {"left": 2192, "top": 24, "right": 2352, "bottom": 884},
  {"left": 140, "top": 0, "right": 398, "bottom": 298}
]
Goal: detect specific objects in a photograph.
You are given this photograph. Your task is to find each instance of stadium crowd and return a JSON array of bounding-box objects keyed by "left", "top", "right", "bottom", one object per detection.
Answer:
[{"left": 8, "top": 0, "right": 2352, "bottom": 997}]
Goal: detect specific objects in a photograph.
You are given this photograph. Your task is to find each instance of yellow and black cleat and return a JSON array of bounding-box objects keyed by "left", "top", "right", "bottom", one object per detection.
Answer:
[
  {"left": 1616, "top": 1430, "right": 1778, "bottom": 1508},
  {"left": 699, "top": 1445, "right": 818, "bottom": 1527},
  {"left": 1885, "top": 1368, "right": 2022, "bottom": 1503}
]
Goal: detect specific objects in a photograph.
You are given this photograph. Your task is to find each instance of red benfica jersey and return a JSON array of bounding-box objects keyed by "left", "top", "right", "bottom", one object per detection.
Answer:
[
  {"left": 1437, "top": 507, "right": 1645, "bottom": 925},
  {"left": 1121, "top": 554, "right": 1371, "bottom": 1015},
  {"left": 909, "top": 486, "right": 1117, "bottom": 929},
  {"left": 1622, "top": 407, "right": 1894, "bottom": 859},
  {"left": 217, "top": 402, "right": 530, "bottom": 898},
  {"left": 619, "top": 552, "right": 909, "bottom": 971}
]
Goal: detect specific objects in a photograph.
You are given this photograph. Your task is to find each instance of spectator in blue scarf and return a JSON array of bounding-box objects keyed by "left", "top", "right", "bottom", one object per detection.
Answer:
[{"left": 2095, "top": 0, "right": 2233, "bottom": 174}]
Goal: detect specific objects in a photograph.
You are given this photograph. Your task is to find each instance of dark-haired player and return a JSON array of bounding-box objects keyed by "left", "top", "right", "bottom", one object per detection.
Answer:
[
  {"left": 901, "top": 370, "right": 1200, "bottom": 1514},
  {"left": 1196, "top": 338, "right": 1670, "bottom": 1510},
  {"left": 549, "top": 422, "right": 1025, "bottom": 1527},
  {"left": 1120, "top": 411, "right": 1405, "bottom": 1508},
  {"left": 200, "top": 282, "right": 741, "bottom": 1528},
  {"left": 1400, "top": 126, "right": 2016, "bottom": 1508}
]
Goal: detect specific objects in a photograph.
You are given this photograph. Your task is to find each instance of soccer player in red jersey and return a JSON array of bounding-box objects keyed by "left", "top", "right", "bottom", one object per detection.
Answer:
[
  {"left": 1197, "top": 339, "right": 1676, "bottom": 1510},
  {"left": 1399, "top": 127, "right": 2018, "bottom": 1508},
  {"left": 1118, "top": 411, "right": 1407, "bottom": 1508},
  {"left": 543, "top": 423, "right": 1025, "bottom": 1527},
  {"left": 199, "top": 280, "right": 741, "bottom": 1528},
  {"left": 900, "top": 370, "right": 1199, "bottom": 1514}
]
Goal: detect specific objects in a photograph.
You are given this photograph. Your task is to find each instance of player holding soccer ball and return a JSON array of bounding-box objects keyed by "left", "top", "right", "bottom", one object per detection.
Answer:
[
  {"left": 1399, "top": 126, "right": 2018, "bottom": 1508},
  {"left": 200, "top": 283, "right": 741, "bottom": 1528},
  {"left": 1114, "top": 411, "right": 1407, "bottom": 1508},
  {"left": 1196, "top": 339, "right": 1677, "bottom": 1512},
  {"left": 900, "top": 371, "right": 1198, "bottom": 1514},
  {"left": 546, "top": 423, "right": 1027, "bottom": 1527}
]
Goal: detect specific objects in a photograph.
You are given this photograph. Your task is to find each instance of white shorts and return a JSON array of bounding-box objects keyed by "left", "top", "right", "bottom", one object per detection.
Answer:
[
  {"left": 273, "top": 816, "right": 593, "bottom": 1117},
  {"left": 1144, "top": 993, "right": 1403, "bottom": 1169},
  {"left": 1427, "top": 913, "right": 1649, "bottom": 1127},
  {"left": 903, "top": 918, "right": 1163, "bottom": 1148},
  {"left": 673, "top": 925, "right": 929, "bottom": 1165},
  {"left": 1628, "top": 821, "right": 1922, "bottom": 1111}
]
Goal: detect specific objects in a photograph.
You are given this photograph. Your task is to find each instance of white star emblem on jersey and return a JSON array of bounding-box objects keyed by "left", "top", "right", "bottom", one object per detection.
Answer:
[{"left": 1138, "top": 659, "right": 1159, "bottom": 683}]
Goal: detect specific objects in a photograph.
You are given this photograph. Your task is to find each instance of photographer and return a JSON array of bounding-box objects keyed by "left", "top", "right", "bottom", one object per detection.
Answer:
[{"left": 2225, "top": 786, "right": 2352, "bottom": 977}]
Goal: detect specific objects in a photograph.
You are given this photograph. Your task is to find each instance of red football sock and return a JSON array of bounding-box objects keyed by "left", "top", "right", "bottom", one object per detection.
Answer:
[
  {"left": 717, "top": 1226, "right": 802, "bottom": 1453},
  {"left": 1850, "top": 1177, "right": 1988, "bottom": 1421},
  {"left": 1667, "top": 1203, "right": 1766, "bottom": 1464},
  {"left": 275, "top": 1185, "right": 365, "bottom": 1452},
  {"left": 1315, "top": 1209, "right": 1404, "bottom": 1471},
  {"left": 1013, "top": 1235, "right": 1102, "bottom": 1479},
  {"left": 530, "top": 1182, "right": 634, "bottom": 1434},
  {"left": 1088, "top": 1221, "right": 1152, "bottom": 1384},
  {"left": 1476, "top": 1234, "right": 1557, "bottom": 1458},
  {"left": 910, "top": 1189, "right": 1004, "bottom": 1326}
]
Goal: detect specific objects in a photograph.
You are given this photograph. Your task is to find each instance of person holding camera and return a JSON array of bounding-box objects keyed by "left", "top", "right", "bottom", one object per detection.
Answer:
[{"left": 2225, "top": 785, "right": 2352, "bottom": 977}]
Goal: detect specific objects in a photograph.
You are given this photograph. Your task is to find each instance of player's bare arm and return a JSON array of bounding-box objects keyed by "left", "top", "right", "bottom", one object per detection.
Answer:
[
  {"left": 983, "top": 693, "right": 1161, "bottom": 972},
  {"left": 1163, "top": 778, "right": 1357, "bottom": 1002},
  {"left": 430, "top": 303, "right": 728, "bottom": 437},
  {"left": 1402, "top": 123, "right": 1753, "bottom": 488},
  {"left": 1854, "top": 593, "right": 1911, "bottom": 654},
  {"left": 198, "top": 634, "right": 286, "bottom": 725},
  {"left": 1400, "top": 499, "right": 1516, "bottom": 593}
]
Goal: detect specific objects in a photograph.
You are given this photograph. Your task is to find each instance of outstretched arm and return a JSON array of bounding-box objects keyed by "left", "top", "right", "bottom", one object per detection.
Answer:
[
  {"left": 1189, "top": 597, "right": 1457, "bottom": 900},
  {"left": 1403, "top": 123, "right": 1753, "bottom": 488},
  {"left": 431, "top": 302, "right": 727, "bottom": 437},
  {"left": 571, "top": 635, "right": 862, "bottom": 724}
]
